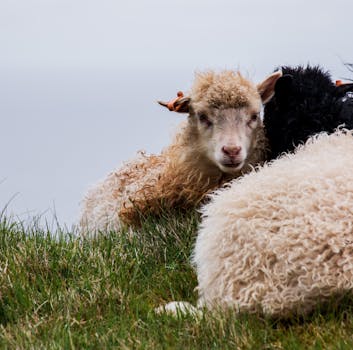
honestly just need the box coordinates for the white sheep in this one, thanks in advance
[160,130,353,318]
[79,70,281,233]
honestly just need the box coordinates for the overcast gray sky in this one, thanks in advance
[1,0,352,228]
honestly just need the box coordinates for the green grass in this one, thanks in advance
[1,212,353,349]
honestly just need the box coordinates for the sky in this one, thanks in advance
[0,0,352,229]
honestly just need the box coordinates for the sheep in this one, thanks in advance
[159,130,353,318]
[79,70,282,233]
[264,65,353,159]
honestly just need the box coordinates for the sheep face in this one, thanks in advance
[159,70,282,175]
[190,103,263,174]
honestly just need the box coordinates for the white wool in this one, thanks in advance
[154,301,202,318]
[192,130,353,317]
[79,153,164,233]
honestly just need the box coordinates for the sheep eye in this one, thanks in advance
[250,114,258,122]
[247,114,258,126]
[199,114,213,127]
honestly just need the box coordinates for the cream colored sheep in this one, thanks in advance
[182,130,353,318]
[79,70,281,234]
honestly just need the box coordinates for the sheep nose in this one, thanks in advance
[222,146,242,157]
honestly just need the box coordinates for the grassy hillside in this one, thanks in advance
[1,212,353,349]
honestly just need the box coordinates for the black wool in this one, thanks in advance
[264,65,353,159]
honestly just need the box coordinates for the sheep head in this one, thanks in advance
[159,70,281,174]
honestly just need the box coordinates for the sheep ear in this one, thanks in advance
[335,82,353,96]
[257,71,283,104]
[158,96,190,114]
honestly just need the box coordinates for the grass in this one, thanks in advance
[1,212,353,349]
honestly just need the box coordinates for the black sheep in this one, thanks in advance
[264,65,353,159]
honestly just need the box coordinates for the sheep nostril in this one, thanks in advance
[222,146,242,157]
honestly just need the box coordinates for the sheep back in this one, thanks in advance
[194,130,353,317]
[79,151,166,233]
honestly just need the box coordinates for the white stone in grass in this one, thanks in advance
[155,301,202,318]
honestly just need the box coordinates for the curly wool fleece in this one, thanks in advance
[193,130,353,317]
